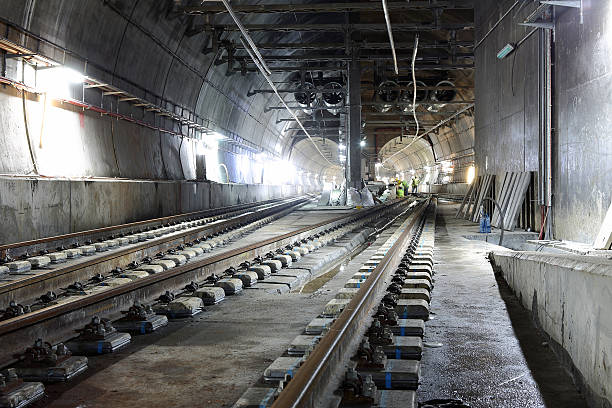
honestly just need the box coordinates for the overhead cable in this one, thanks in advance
[410,34,420,141]
[382,0,399,75]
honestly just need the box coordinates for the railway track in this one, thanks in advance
[0,196,414,372]
[231,198,437,408]
[0,195,310,309]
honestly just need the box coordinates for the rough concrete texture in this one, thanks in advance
[31,208,397,408]
[0,176,313,245]
[475,0,612,243]
[0,2,342,179]
[419,203,587,407]
[490,250,612,408]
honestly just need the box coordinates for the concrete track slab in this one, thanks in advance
[34,208,394,408]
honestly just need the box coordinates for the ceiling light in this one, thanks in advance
[497,43,515,60]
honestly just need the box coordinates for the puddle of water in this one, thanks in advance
[297,240,371,294]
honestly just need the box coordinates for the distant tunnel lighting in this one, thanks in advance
[497,43,515,60]
[467,166,476,184]
[338,143,346,150]
[211,132,227,141]
[360,140,366,147]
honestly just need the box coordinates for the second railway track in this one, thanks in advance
[0,196,415,368]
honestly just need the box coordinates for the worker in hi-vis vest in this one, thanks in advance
[396,179,405,198]
[411,177,419,194]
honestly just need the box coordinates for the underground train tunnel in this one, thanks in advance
[0,1,609,407]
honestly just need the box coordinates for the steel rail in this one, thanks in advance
[271,200,429,408]
[0,196,291,253]
[0,197,310,299]
[0,198,408,338]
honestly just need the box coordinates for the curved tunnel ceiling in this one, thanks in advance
[0,0,475,180]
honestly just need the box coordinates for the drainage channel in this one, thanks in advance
[230,199,437,408]
[0,198,417,408]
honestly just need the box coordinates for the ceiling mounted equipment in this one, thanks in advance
[400,81,428,112]
[322,82,344,116]
[375,80,400,113]
[428,80,456,112]
[293,82,318,114]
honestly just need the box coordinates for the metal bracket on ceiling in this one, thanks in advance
[541,0,583,23]
[540,0,580,8]
[518,22,555,29]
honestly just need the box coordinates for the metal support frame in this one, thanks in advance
[538,27,553,238]
[347,48,362,189]
[186,1,474,14]
[224,41,474,51]
[198,23,474,33]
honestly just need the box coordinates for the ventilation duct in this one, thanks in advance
[400,81,428,112]
[375,80,400,112]
[322,82,344,116]
[293,82,318,114]
[428,80,456,112]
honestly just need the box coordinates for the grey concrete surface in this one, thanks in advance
[0,2,341,180]
[419,203,587,407]
[475,0,612,243]
[29,208,398,408]
[0,176,313,245]
[490,250,612,408]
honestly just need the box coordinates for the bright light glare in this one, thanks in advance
[238,154,250,182]
[467,165,476,184]
[37,66,85,98]
[375,163,382,168]
[338,143,346,150]
[360,140,366,147]
[211,132,227,141]
[263,159,296,185]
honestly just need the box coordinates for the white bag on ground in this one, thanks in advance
[361,188,375,207]
[319,190,331,206]
[346,188,363,207]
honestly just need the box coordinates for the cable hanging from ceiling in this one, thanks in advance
[219,0,338,168]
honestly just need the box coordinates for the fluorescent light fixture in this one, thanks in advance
[338,143,346,150]
[467,165,476,184]
[497,43,515,60]
[37,66,85,98]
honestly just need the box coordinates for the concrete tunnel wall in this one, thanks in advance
[491,251,612,408]
[0,176,308,246]
[475,0,612,244]
[0,1,332,245]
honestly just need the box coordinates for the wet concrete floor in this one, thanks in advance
[419,202,587,407]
